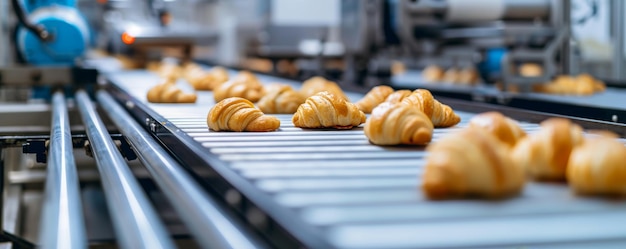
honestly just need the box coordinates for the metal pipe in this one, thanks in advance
[612,0,624,80]
[75,90,175,249]
[96,91,263,249]
[39,91,87,249]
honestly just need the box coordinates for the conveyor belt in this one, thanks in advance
[106,70,626,249]
[392,70,626,124]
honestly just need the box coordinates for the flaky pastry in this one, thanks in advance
[400,89,461,127]
[511,118,584,180]
[292,91,365,129]
[567,137,626,195]
[146,82,197,103]
[207,97,280,132]
[422,127,525,199]
[355,85,394,113]
[213,71,264,103]
[300,76,349,101]
[364,102,433,145]
[256,84,305,114]
[469,112,526,147]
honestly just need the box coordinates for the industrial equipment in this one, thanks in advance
[1,0,626,248]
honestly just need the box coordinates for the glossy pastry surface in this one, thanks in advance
[292,91,365,129]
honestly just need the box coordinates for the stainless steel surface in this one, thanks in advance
[96,91,263,249]
[75,90,175,249]
[611,0,624,80]
[39,92,87,249]
[108,69,626,249]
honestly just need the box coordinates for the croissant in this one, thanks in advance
[256,84,305,114]
[457,68,479,85]
[157,62,181,82]
[567,137,626,195]
[300,76,349,101]
[213,71,264,103]
[207,97,280,132]
[468,112,526,147]
[511,118,584,180]
[400,89,461,128]
[519,63,543,77]
[183,64,229,90]
[355,85,394,113]
[422,127,525,199]
[292,91,366,129]
[146,82,197,103]
[422,65,444,82]
[442,68,460,83]
[383,90,412,104]
[534,75,603,96]
[364,102,433,145]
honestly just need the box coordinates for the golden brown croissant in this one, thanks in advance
[292,91,366,129]
[534,74,604,96]
[256,84,305,114]
[157,62,181,82]
[383,90,412,104]
[207,97,280,132]
[146,82,197,103]
[422,65,444,82]
[422,127,525,199]
[567,137,626,195]
[400,89,461,128]
[355,85,394,113]
[364,102,433,145]
[519,63,543,77]
[442,68,460,83]
[213,71,264,103]
[511,118,584,180]
[183,64,229,90]
[457,67,479,85]
[468,112,526,147]
[300,76,349,101]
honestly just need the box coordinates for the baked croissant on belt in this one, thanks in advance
[292,91,366,129]
[207,97,280,132]
[364,102,433,145]
[422,65,444,83]
[146,82,197,103]
[511,118,584,180]
[383,90,412,104]
[355,85,394,113]
[256,84,305,114]
[400,89,461,128]
[183,64,229,90]
[213,71,264,103]
[567,137,626,195]
[469,112,526,147]
[300,76,349,101]
[422,127,525,199]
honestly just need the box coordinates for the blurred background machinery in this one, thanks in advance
[0,0,625,249]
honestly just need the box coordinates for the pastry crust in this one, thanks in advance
[511,118,584,180]
[364,102,433,145]
[400,89,461,128]
[534,74,605,95]
[355,85,395,113]
[457,67,479,85]
[157,62,181,82]
[213,71,264,103]
[256,84,305,114]
[384,90,412,104]
[422,127,525,199]
[469,112,526,147]
[567,137,626,195]
[519,63,543,77]
[207,97,280,132]
[183,64,229,90]
[292,91,366,129]
[146,82,197,103]
[422,65,444,82]
[300,76,349,101]
[442,68,460,83]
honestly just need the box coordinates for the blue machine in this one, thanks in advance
[16,0,90,65]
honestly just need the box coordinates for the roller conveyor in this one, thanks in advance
[105,69,626,249]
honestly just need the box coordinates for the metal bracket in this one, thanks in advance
[18,134,137,163]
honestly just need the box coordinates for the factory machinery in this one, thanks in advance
[1,0,626,249]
